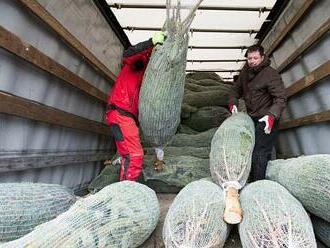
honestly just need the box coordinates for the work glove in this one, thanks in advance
[258,115,274,134]
[154,159,165,172]
[229,104,238,114]
[103,155,121,166]
[152,31,166,45]
[154,147,165,172]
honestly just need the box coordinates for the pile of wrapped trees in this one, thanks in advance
[1,181,159,248]
[266,154,330,247]
[2,118,329,248]
[161,113,330,247]
[90,1,238,194]
[181,72,235,131]
[89,72,235,194]
[162,154,329,247]
[140,72,243,192]
[87,66,329,247]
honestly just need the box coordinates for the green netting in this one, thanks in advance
[311,215,330,247]
[185,72,222,82]
[184,82,237,93]
[88,164,120,193]
[143,155,210,192]
[239,180,317,248]
[168,127,217,147]
[88,154,211,193]
[210,113,255,189]
[177,124,199,134]
[266,154,330,222]
[0,183,76,242]
[144,146,210,159]
[139,0,203,148]
[183,89,237,109]
[182,106,230,132]
[163,180,229,247]
[1,181,159,248]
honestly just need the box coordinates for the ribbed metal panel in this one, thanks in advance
[0,0,123,190]
[269,0,330,157]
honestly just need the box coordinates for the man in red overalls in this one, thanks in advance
[105,32,166,181]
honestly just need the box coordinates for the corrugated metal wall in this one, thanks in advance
[0,0,123,191]
[263,0,330,158]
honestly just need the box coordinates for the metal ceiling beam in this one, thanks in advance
[109,4,271,12]
[186,70,241,72]
[188,46,248,50]
[123,26,258,34]
[187,59,246,63]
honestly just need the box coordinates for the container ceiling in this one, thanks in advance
[106,0,277,81]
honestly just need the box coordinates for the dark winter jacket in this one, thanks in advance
[233,56,287,119]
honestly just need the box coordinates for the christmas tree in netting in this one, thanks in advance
[239,180,316,248]
[209,112,255,224]
[2,181,159,248]
[266,154,330,222]
[139,0,203,148]
[163,180,229,248]
[0,183,76,242]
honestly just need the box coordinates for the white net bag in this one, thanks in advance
[209,112,255,224]
[0,183,76,242]
[210,112,255,188]
[239,180,316,248]
[139,0,203,148]
[163,180,229,248]
[1,181,159,248]
[266,154,330,222]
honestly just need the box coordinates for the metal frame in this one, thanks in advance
[187,59,246,63]
[186,69,241,73]
[188,46,248,50]
[123,26,258,34]
[108,3,271,12]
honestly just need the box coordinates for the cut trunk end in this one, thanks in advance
[223,187,243,224]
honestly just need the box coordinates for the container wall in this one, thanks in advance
[262,0,330,158]
[0,0,123,191]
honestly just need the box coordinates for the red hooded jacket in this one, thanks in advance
[106,39,153,123]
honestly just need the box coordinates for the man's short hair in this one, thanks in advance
[245,44,265,57]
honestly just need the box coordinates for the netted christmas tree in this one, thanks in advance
[239,180,316,248]
[1,181,159,248]
[163,180,229,248]
[311,215,330,247]
[0,183,76,242]
[266,154,330,222]
[139,0,203,149]
[209,112,255,224]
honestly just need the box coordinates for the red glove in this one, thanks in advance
[229,104,238,114]
[258,115,274,134]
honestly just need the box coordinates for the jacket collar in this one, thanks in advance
[245,55,271,81]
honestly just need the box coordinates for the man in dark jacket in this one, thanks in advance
[229,44,287,181]
[105,32,166,181]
